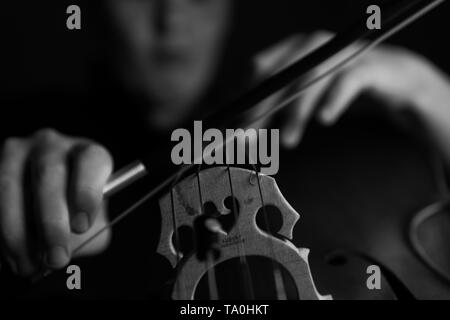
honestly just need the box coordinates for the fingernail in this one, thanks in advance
[45,246,69,268]
[72,212,90,233]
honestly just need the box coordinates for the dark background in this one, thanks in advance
[1,0,449,96]
[1,1,450,300]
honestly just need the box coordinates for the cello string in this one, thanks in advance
[251,165,287,300]
[226,165,255,299]
[170,169,186,298]
[205,252,219,300]
[195,165,219,300]
[33,0,444,283]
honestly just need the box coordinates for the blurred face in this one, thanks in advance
[109,0,232,129]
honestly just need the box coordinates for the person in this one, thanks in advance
[1,0,449,288]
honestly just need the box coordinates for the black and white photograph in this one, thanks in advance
[0,0,450,307]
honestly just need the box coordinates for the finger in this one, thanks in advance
[0,138,36,276]
[69,205,111,257]
[319,67,368,125]
[254,32,333,79]
[32,129,71,269]
[254,35,308,77]
[69,143,113,234]
[281,75,333,148]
